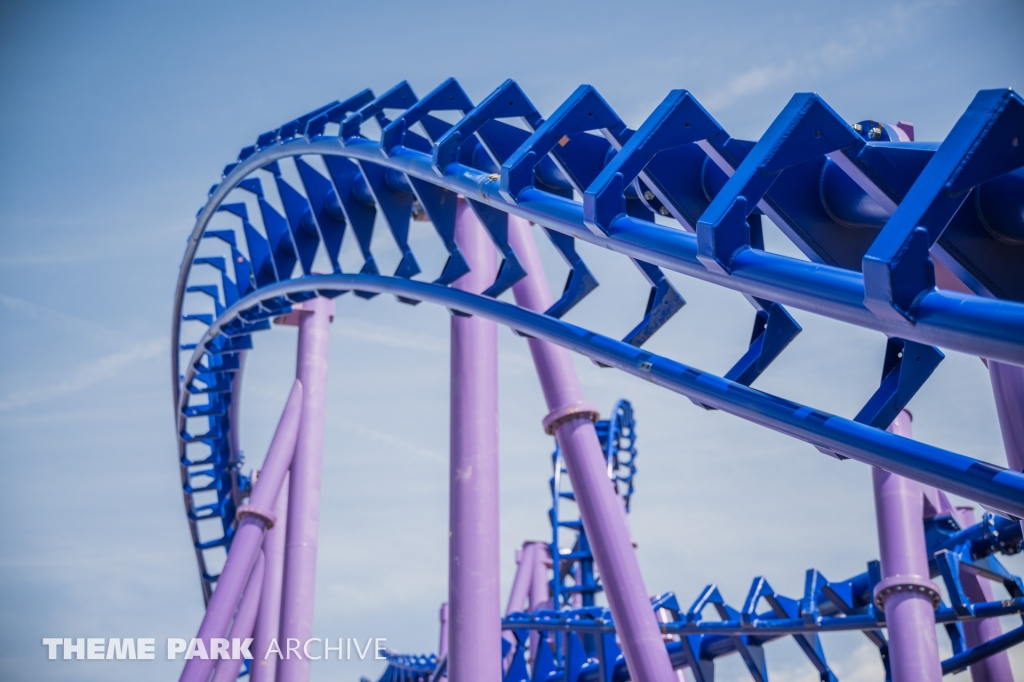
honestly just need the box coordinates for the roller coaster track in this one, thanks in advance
[375,405,1024,681]
[173,78,1024,677]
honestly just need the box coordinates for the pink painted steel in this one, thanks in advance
[279,297,333,682]
[212,552,266,682]
[507,216,677,682]
[873,411,941,682]
[180,381,303,682]
[251,473,290,682]
[448,199,502,682]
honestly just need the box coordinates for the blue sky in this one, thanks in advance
[1,1,1022,680]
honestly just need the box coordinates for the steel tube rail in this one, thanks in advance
[171,138,1024,416]
[501,597,1024,636]
[180,380,303,682]
[179,274,1024,519]
[943,625,1024,676]
[447,201,502,682]
[279,299,332,682]
[508,216,677,681]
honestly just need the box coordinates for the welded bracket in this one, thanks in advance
[863,89,1024,322]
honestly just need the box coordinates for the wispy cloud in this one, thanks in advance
[0,339,165,411]
[335,321,447,354]
[0,251,120,265]
[703,0,948,111]
[334,417,446,465]
[0,292,129,343]
[703,61,799,111]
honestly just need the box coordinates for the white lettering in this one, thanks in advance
[167,638,187,659]
[375,638,387,660]
[324,638,342,660]
[106,639,136,660]
[352,638,372,660]
[303,638,321,660]
[64,638,84,660]
[87,638,104,660]
[285,638,302,660]
[264,638,282,660]
[232,638,253,660]
[138,638,155,660]
[185,638,209,660]
[42,638,61,660]
[209,638,229,660]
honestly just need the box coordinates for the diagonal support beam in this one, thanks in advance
[507,215,677,682]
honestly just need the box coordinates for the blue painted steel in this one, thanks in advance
[179,274,1024,518]
[363,652,440,682]
[173,80,1024,616]
[549,400,639,616]
[495,508,1023,681]
[346,504,1024,682]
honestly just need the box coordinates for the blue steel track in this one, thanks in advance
[173,79,1024,667]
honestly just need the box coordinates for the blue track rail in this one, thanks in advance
[173,79,1024,611]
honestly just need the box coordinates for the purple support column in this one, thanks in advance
[212,552,266,682]
[528,543,550,611]
[528,542,550,663]
[958,506,1015,682]
[990,361,1024,533]
[872,411,942,682]
[448,199,502,682]
[251,473,289,682]
[507,216,677,682]
[180,381,304,682]
[279,297,334,682]
[505,543,537,615]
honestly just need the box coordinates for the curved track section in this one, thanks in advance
[174,79,1024,602]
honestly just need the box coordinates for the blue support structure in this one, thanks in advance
[173,79,1024,673]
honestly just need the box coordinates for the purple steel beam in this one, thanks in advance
[505,541,550,665]
[180,380,304,682]
[529,542,550,611]
[448,199,502,682]
[528,542,550,663]
[211,551,266,682]
[278,297,334,682]
[921,487,1013,681]
[958,506,1015,682]
[506,543,538,615]
[507,216,677,682]
[990,360,1024,534]
[872,410,942,682]
[251,472,290,682]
